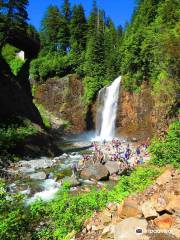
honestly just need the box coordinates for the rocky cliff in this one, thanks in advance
[34,74,87,133]
[116,82,178,140]
[33,74,178,138]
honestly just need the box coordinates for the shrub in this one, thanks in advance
[0,119,38,156]
[0,181,31,239]
[149,121,180,168]
[30,53,72,81]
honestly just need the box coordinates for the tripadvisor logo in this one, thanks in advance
[135,227,143,235]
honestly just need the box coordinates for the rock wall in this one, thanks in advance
[116,82,177,139]
[34,74,87,133]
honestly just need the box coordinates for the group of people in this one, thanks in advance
[71,138,150,176]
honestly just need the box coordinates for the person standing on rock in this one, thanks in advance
[136,147,141,156]
[71,161,78,177]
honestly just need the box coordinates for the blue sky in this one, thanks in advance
[28,0,135,30]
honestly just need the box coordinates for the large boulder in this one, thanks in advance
[81,163,109,181]
[141,201,159,219]
[62,176,81,187]
[19,157,54,171]
[105,161,120,175]
[114,217,148,240]
[154,214,176,229]
[118,197,142,219]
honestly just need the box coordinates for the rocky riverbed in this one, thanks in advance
[4,136,150,204]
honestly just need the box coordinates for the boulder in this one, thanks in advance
[97,209,112,224]
[81,163,109,181]
[19,157,54,171]
[166,195,180,214]
[105,161,119,175]
[118,197,142,219]
[154,214,176,229]
[156,169,173,185]
[150,194,167,212]
[141,201,158,219]
[62,176,81,187]
[114,217,148,240]
[29,172,46,180]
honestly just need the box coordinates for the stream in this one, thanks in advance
[6,131,97,203]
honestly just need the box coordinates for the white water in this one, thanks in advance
[96,76,121,141]
[26,179,60,204]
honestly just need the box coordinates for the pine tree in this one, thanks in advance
[40,6,61,52]
[70,4,87,49]
[60,0,71,52]
[62,0,71,22]
[104,18,120,83]
[0,0,29,48]
[87,0,98,36]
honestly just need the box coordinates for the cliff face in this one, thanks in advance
[116,82,177,139]
[34,74,87,133]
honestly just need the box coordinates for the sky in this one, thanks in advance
[27,0,135,30]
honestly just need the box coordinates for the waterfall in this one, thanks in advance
[96,76,121,141]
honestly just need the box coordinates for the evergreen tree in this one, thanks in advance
[87,0,98,36]
[0,0,29,48]
[70,4,87,49]
[62,0,71,22]
[40,6,61,52]
[104,18,120,83]
[61,0,71,51]
[69,4,87,73]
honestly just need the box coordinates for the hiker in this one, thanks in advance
[71,161,78,177]
[136,147,141,156]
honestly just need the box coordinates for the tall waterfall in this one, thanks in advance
[96,76,121,141]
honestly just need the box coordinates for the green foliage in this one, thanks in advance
[83,76,102,104]
[1,44,24,75]
[40,3,70,54]
[120,0,180,92]
[107,165,160,202]
[30,53,71,81]
[0,180,31,240]
[0,119,38,156]
[149,121,180,168]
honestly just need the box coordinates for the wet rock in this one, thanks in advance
[154,214,176,229]
[105,161,120,175]
[141,201,159,219]
[53,153,68,161]
[19,157,54,171]
[29,171,46,180]
[81,163,109,181]
[114,217,148,240]
[62,176,81,187]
